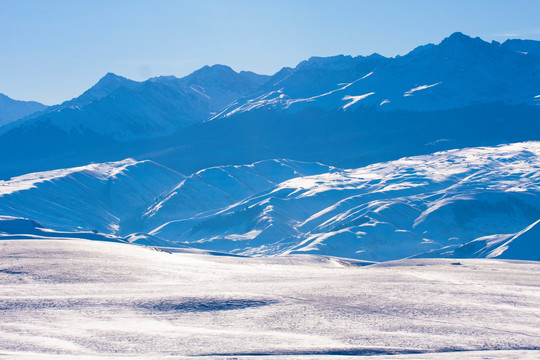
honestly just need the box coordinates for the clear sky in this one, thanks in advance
[1,0,539,105]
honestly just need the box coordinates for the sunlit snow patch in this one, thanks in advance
[342,92,375,110]
[217,72,375,117]
[0,159,139,195]
[404,82,442,97]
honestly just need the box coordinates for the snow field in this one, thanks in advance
[0,239,539,359]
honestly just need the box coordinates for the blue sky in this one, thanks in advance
[1,0,539,105]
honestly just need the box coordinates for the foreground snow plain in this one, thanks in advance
[1,239,539,359]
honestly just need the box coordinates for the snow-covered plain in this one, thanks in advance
[0,239,539,359]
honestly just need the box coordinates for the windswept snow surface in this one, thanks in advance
[0,239,539,359]
[416,218,540,261]
[153,142,540,261]
[0,158,331,236]
[0,159,183,234]
[142,159,334,231]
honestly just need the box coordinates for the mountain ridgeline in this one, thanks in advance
[0,93,47,127]
[0,32,539,180]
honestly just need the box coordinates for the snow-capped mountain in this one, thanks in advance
[60,72,140,107]
[215,33,540,117]
[151,142,540,261]
[0,93,47,127]
[0,33,538,264]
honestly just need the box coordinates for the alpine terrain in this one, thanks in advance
[1,31,539,359]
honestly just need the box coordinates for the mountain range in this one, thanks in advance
[0,32,539,262]
[1,32,539,179]
[216,32,540,116]
[1,65,268,141]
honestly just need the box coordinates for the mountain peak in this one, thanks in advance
[179,65,240,86]
[431,32,501,59]
[96,72,130,85]
[446,31,469,40]
[59,72,137,107]
[296,55,356,70]
[191,64,237,78]
[439,32,487,47]
[180,64,269,94]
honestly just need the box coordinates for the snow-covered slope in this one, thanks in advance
[1,142,537,262]
[142,159,334,231]
[0,93,47,127]
[0,143,538,262]
[0,215,190,248]
[488,219,540,260]
[0,158,332,236]
[0,159,183,234]
[215,33,540,118]
[0,216,126,243]
[152,142,540,261]
[417,218,540,261]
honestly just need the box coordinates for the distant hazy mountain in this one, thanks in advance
[61,72,140,107]
[1,65,268,142]
[500,38,540,57]
[0,93,47,127]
